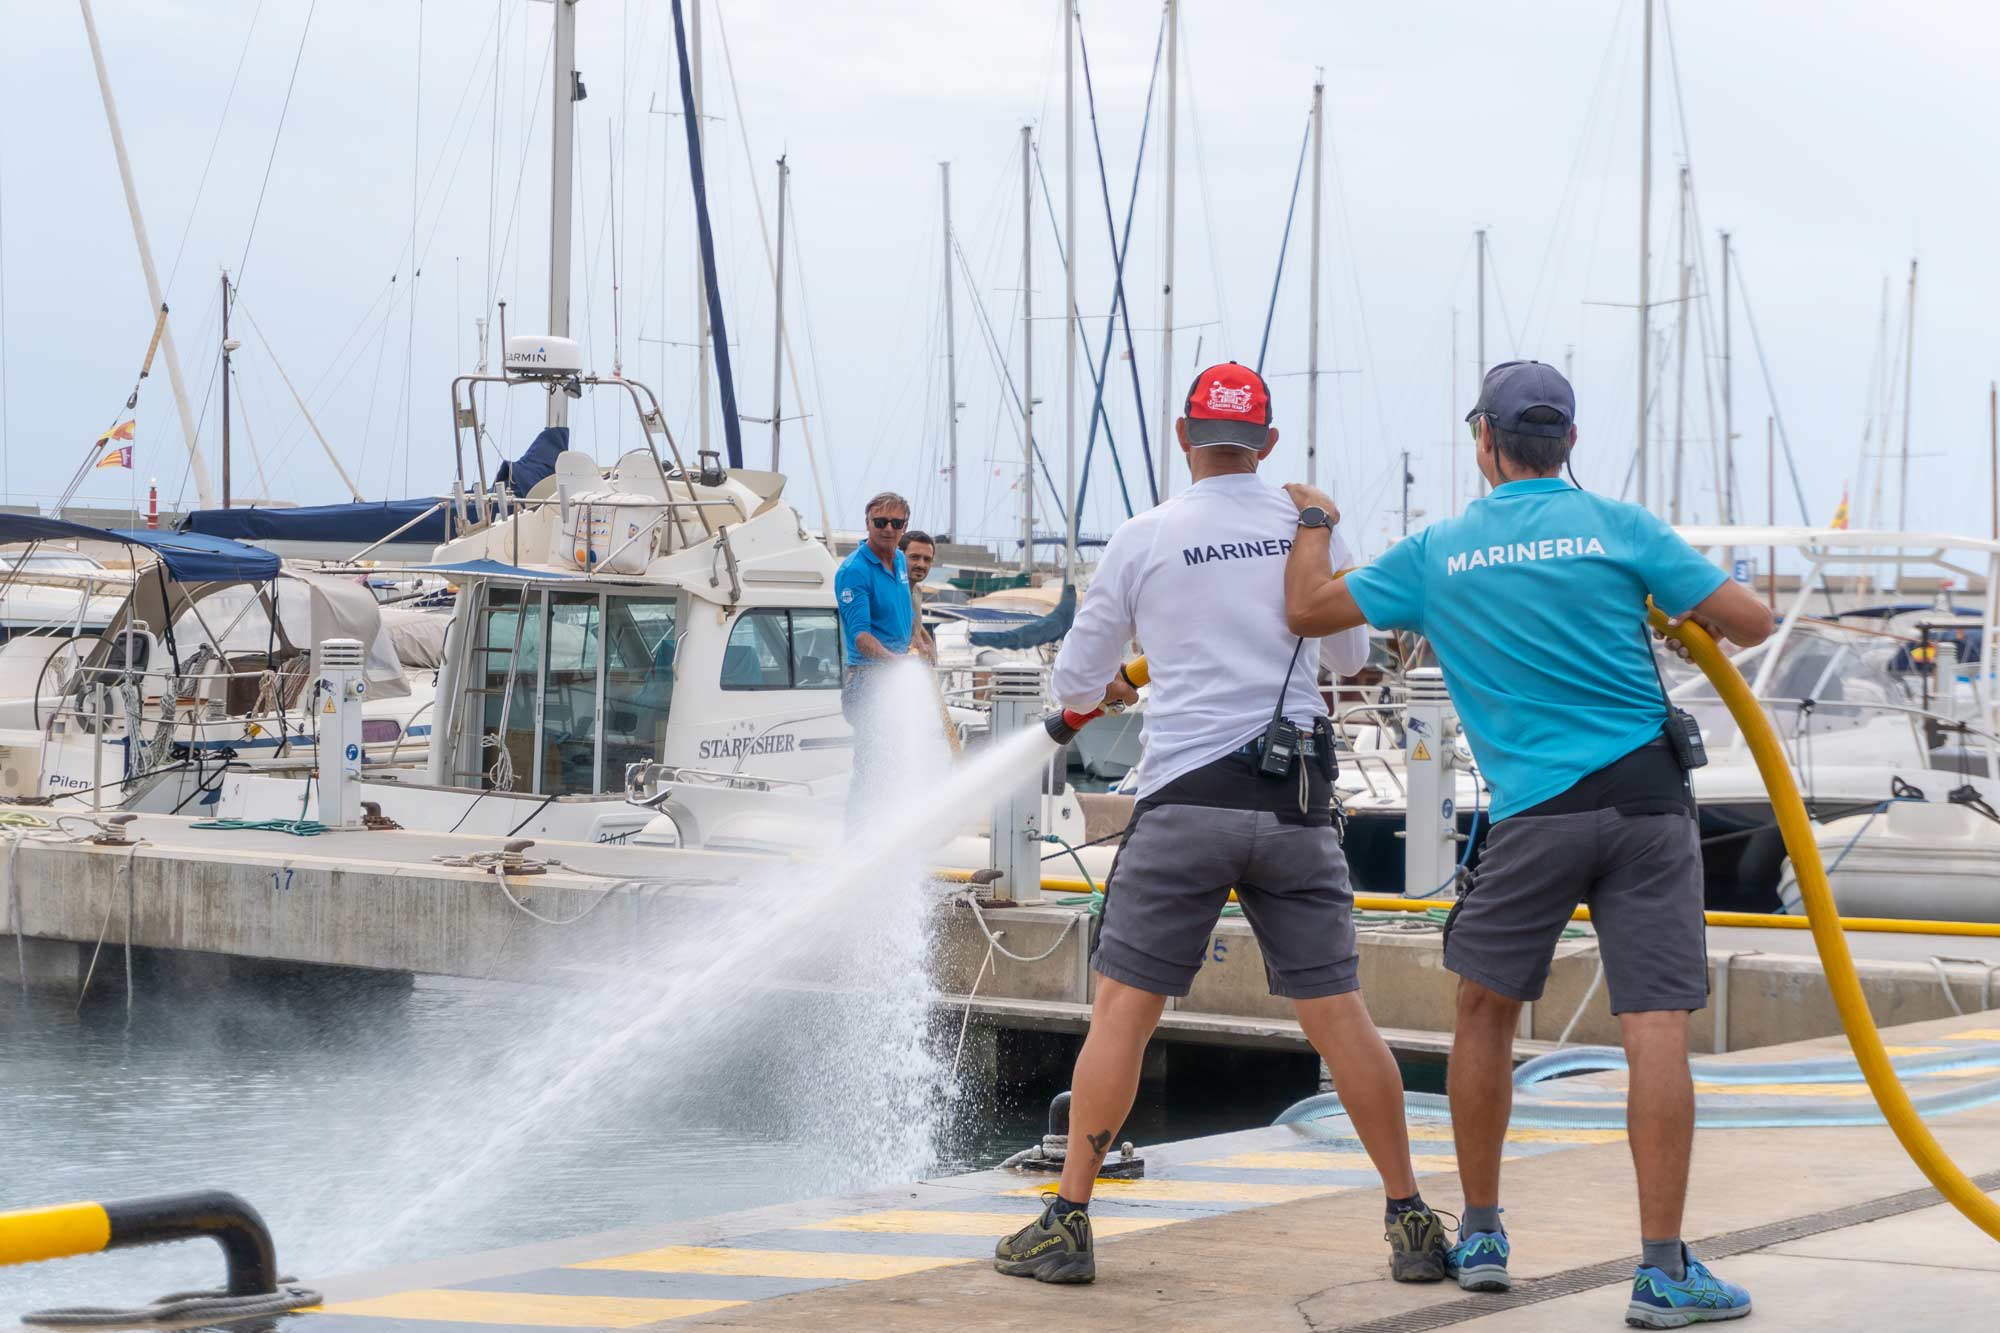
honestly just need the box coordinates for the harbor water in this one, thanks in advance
[0,663,1324,1312]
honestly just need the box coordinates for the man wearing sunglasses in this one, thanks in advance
[835,492,919,813]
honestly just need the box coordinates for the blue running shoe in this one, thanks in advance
[1625,1246,1751,1328]
[1446,1228,1511,1292]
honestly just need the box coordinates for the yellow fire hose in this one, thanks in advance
[1654,607,2000,1240]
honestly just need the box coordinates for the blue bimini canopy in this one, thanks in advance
[184,497,451,546]
[0,513,280,583]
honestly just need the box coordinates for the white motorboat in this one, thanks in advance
[1783,798,2000,924]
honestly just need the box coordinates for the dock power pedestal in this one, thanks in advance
[986,664,1047,904]
[1402,666,1463,898]
[316,638,368,829]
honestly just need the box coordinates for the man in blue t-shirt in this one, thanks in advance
[1282,361,1773,1327]
[834,491,918,817]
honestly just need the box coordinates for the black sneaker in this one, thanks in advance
[1385,1204,1451,1283]
[994,1194,1096,1284]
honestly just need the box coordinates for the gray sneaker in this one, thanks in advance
[994,1195,1096,1284]
[1385,1205,1451,1282]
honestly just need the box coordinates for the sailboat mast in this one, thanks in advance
[1476,227,1487,494]
[1475,228,1486,381]
[1306,77,1324,490]
[941,161,960,541]
[1721,230,1733,523]
[1062,0,1078,582]
[1897,257,1918,531]
[1449,307,1458,516]
[1636,0,1653,507]
[693,0,712,457]
[1021,124,1035,577]
[769,155,788,471]
[221,270,233,507]
[1155,0,1178,501]
[547,0,578,429]
[1670,166,1690,524]
[77,0,214,506]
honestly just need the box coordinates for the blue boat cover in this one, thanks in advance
[0,513,278,583]
[969,583,1077,649]
[494,426,569,496]
[184,497,450,545]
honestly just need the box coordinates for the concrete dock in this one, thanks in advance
[147,1010,1992,1332]
[6,813,2000,1064]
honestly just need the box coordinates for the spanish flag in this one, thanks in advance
[96,445,133,470]
[1830,487,1850,531]
[95,420,135,447]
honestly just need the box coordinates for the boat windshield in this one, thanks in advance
[1661,622,1928,759]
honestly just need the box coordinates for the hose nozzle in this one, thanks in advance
[1040,656,1148,744]
[1043,708,1100,744]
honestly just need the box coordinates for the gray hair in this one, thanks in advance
[864,491,910,517]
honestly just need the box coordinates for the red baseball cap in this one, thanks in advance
[1182,361,1273,446]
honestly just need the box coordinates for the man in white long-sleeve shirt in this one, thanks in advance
[995,363,1448,1287]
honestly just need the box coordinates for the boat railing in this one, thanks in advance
[38,656,427,789]
[624,760,815,808]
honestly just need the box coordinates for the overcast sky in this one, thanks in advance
[6,1,1998,560]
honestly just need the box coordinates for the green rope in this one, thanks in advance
[1040,834,1098,894]
[188,817,331,837]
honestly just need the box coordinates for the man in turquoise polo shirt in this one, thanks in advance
[835,491,917,818]
[1281,361,1773,1328]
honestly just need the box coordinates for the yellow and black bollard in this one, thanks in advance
[0,1189,312,1326]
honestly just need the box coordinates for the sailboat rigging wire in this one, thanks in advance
[234,298,365,500]
[1729,257,1814,525]
[1178,13,1233,352]
[950,232,1068,524]
[712,1,833,534]
[165,0,265,298]
[233,0,318,291]
[668,0,746,471]
[402,0,423,497]
[1517,0,1632,347]
[1255,110,1313,375]
[1075,8,1166,507]
[1030,144,1134,519]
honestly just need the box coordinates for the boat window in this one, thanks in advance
[601,594,678,791]
[722,610,792,689]
[721,609,840,691]
[476,586,543,792]
[790,610,842,689]
[541,591,601,795]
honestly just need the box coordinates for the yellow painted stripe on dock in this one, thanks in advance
[1883,1045,1949,1056]
[313,1289,742,1326]
[1005,1179,1329,1204]
[1404,1122,1626,1145]
[574,1246,964,1280]
[1946,1029,2000,1041]
[1192,1151,1465,1173]
[1693,1081,1874,1098]
[803,1210,1169,1237]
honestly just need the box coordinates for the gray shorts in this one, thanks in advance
[1093,803,1360,1000]
[1444,808,1709,1014]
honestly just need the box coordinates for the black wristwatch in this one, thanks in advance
[1297,505,1332,530]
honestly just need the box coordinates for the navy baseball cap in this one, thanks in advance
[1465,360,1575,438]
